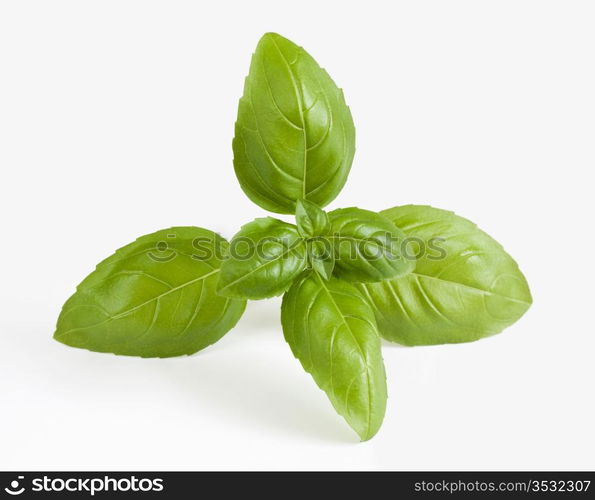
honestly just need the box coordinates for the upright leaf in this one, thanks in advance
[295,198,330,238]
[311,254,335,280]
[54,227,246,357]
[308,237,335,280]
[281,272,387,441]
[358,205,532,345]
[217,217,307,299]
[233,32,356,214]
[328,207,415,282]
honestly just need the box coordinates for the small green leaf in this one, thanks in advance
[281,272,387,441]
[54,227,246,358]
[311,257,334,280]
[217,217,307,299]
[328,207,415,282]
[233,32,356,214]
[358,205,532,345]
[295,199,330,238]
[307,237,335,280]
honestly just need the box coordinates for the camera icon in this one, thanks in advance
[4,476,25,495]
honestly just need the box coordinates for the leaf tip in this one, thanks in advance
[259,32,287,44]
[355,418,383,442]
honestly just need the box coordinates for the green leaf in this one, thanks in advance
[54,227,246,358]
[327,207,415,282]
[295,199,330,238]
[358,205,532,345]
[307,237,335,280]
[217,217,308,299]
[311,256,335,280]
[281,272,387,441]
[233,32,356,214]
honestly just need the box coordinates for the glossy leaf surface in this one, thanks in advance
[218,217,307,299]
[306,237,334,280]
[328,207,415,282]
[295,198,330,238]
[281,272,387,440]
[55,227,246,357]
[358,205,532,345]
[233,32,355,214]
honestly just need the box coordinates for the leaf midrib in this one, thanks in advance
[111,268,220,319]
[411,272,531,305]
[219,242,305,293]
[314,273,373,439]
[56,268,220,338]
[270,36,308,199]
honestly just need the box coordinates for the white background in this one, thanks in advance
[1,1,594,471]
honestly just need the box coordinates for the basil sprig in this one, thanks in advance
[54,33,531,441]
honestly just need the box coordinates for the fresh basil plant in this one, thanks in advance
[55,32,532,441]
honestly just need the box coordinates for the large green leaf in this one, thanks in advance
[54,227,246,357]
[233,32,356,214]
[217,217,307,299]
[358,205,532,345]
[281,272,387,441]
[328,207,415,282]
